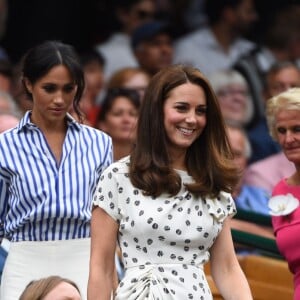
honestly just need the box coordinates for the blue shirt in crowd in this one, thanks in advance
[235,184,270,216]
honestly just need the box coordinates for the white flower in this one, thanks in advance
[268,193,299,216]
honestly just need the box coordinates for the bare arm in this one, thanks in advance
[230,218,275,239]
[87,206,119,300]
[210,219,253,300]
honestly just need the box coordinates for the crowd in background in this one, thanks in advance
[1,0,300,299]
[1,0,299,193]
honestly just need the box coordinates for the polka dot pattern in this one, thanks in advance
[94,157,236,299]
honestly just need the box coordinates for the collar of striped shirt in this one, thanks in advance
[16,111,81,133]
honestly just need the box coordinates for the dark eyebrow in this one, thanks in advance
[174,101,206,106]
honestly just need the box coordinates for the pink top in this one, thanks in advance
[272,179,300,299]
[244,152,295,194]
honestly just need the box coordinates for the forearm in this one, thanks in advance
[88,271,114,300]
[213,263,252,300]
[210,220,253,300]
[88,207,119,300]
[230,219,274,239]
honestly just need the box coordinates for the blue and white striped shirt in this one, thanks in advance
[0,112,113,241]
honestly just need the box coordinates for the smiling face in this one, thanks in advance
[275,109,300,165]
[43,282,81,300]
[163,83,207,159]
[25,65,77,127]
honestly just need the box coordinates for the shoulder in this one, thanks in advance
[174,28,207,47]
[205,191,236,222]
[103,156,130,175]
[80,125,112,142]
[246,154,277,171]
[247,152,295,173]
[0,126,20,146]
[235,37,256,51]
[95,33,128,52]
[244,184,269,195]
[243,184,270,202]
[272,179,289,195]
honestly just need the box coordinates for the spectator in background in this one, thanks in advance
[174,0,257,76]
[131,20,173,77]
[243,62,299,194]
[182,0,207,31]
[80,49,105,103]
[208,69,254,129]
[227,125,270,215]
[0,58,12,93]
[244,151,295,195]
[19,276,81,300]
[266,88,300,300]
[234,5,300,127]
[96,88,140,162]
[107,67,150,102]
[0,90,21,117]
[10,62,32,115]
[226,124,274,241]
[264,61,300,98]
[0,113,19,132]
[0,0,8,60]
[95,0,156,81]
[76,49,106,126]
[247,61,300,163]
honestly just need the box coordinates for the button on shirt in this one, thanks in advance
[0,112,113,241]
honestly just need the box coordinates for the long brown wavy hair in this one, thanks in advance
[129,64,239,198]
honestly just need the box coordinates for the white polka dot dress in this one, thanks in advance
[93,157,236,300]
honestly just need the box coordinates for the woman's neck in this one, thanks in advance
[113,141,134,162]
[168,149,187,171]
[30,112,67,133]
[287,171,300,186]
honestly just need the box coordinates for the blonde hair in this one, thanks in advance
[266,87,300,141]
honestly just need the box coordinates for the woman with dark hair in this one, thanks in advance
[19,276,81,300]
[97,88,140,161]
[0,40,113,299]
[88,64,252,299]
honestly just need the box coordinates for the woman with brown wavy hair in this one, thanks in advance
[88,64,252,300]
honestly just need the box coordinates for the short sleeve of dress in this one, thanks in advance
[93,165,121,223]
[206,191,237,223]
